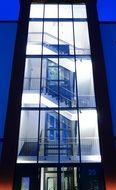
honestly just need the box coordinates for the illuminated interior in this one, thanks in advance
[16,3,101,189]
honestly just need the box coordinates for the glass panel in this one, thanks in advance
[74,22,90,55]
[45,5,58,18]
[40,58,58,108]
[59,110,79,163]
[21,177,30,190]
[59,58,77,108]
[79,109,101,163]
[73,4,87,18]
[40,168,57,190]
[59,5,72,18]
[26,22,43,55]
[22,58,41,108]
[43,22,58,55]
[76,58,96,107]
[61,167,78,190]
[59,22,74,55]
[17,110,39,163]
[30,4,44,18]
[38,110,58,163]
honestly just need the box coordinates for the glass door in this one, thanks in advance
[40,167,78,190]
[40,168,57,190]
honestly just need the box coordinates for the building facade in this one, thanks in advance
[0,1,116,190]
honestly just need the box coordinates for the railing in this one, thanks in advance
[23,78,76,106]
[28,32,90,54]
[18,137,100,157]
[80,137,100,155]
[23,77,96,107]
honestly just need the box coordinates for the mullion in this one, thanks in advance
[72,4,81,164]
[37,3,45,163]
[58,3,60,164]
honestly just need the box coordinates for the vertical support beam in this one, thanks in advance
[86,1,116,189]
[0,1,30,189]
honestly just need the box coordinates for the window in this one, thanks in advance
[17,3,101,164]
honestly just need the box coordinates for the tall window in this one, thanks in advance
[17,3,101,164]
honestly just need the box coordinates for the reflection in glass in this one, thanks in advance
[21,177,30,190]
[79,109,101,163]
[61,167,78,190]
[17,110,39,163]
[22,58,41,107]
[26,22,43,55]
[76,58,96,107]
[59,110,79,162]
[38,110,58,163]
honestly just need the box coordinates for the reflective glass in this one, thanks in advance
[18,3,101,166]
[74,22,90,54]
[40,58,58,108]
[38,110,58,163]
[59,22,74,55]
[59,110,79,162]
[59,5,72,18]
[26,22,43,55]
[79,109,101,163]
[73,4,87,18]
[61,167,78,190]
[21,177,30,190]
[40,168,57,190]
[59,58,77,108]
[30,4,44,18]
[43,22,58,55]
[76,58,96,107]
[45,5,58,18]
[22,58,41,108]
[17,110,39,163]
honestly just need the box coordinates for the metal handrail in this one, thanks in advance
[28,32,90,52]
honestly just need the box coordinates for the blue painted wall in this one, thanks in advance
[0,1,20,139]
[0,1,19,20]
[100,24,116,136]
[97,0,116,21]
[0,23,17,138]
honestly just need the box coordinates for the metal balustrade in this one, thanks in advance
[17,137,100,163]
[23,77,95,107]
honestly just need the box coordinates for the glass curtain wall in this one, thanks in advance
[17,3,101,165]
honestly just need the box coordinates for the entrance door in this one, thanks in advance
[40,168,57,190]
[45,173,57,190]
[40,167,78,190]
[61,167,77,190]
